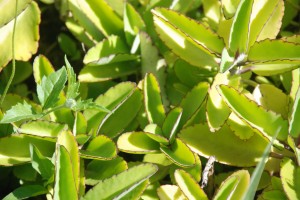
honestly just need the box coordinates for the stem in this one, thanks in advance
[41,105,66,118]
[0,0,18,104]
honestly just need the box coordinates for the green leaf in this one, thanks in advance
[174,169,208,200]
[3,185,47,200]
[160,138,196,167]
[214,170,250,200]
[97,88,142,138]
[29,144,54,180]
[0,134,55,166]
[33,55,55,84]
[227,113,255,140]
[83,35,129,64]
[37,67,67,109]
[287,136,300,166]
[217,85,288,141]
[152,8,220,69]
[179,124,269,167]
[65,56,80,99]
[19,121,66,137]
[280,158,300,200]
[83,163,158,200]
[0,101,41,124]
[80,135,117,160]
[58,33,80,59]
[0,1,40,68]
[53,145,78,200]
[144,73,166,126]
[124,3,145,45]
[162,107,182,142]
[221,0,240,19]
[67,98,109,113]
[117,132,161,154]
[79,54,139,82]
[206,72,240,131]
[157,185,186,200]
[289,87,300,138]
[228,0,254,54]
[85,157,127,185]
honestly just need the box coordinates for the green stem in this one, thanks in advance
[0,0,18,104]
[41,105,66,118]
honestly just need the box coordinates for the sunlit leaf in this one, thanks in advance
[3,185,47,200]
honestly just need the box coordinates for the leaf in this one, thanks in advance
[79,54,139,82]
[179,124,269,167]
[117,132,161,154]
[0,101,41,124]
[226,113,255,140]
[68,98,109,113]
[83,35,129,64]
[0,1,40,68]
[85,157,127,185]
[19,121,66,137]
[221,0,240,19]
[174,169,208,200]
[65,56,80,99]
[228,0,254,54]
[144,73,166,126]
[157,185,187,200]
[280,158,300,200]
[97,88,142,138]
[80,135,117,160]
[162,107,182,142]
[3,185,47,200]
[152,8,220,69]
[83,164,158,200]
[29,144,54,180]
[160,138,196,167]
[287,136,300,166]
[289,87,300,138]
[53,145,78,200]
[213,170,250,200]
[0,134,55,166]
[37,67,67,109]
[217,85,288,141]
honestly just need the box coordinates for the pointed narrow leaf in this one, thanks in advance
[65,56,80,99]
[162,107,182,142]
[229,0,254,54]
[280,158,300,200]
[144,73,166,126]
[80,135,117,160]
[218,85,288,140]
[160,138,195,167]
[83,164,158,200]
[289,87,300,137]
[174,169,208,200]
[152,9,219,68]
[214,170,250,200]
[53,145,78,199]
[179,124,269,166]
[117,132,160,154]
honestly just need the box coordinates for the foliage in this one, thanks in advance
[0,0,300,199]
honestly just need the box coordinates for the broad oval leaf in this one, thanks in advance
[83,163,158,200]
[80,135,117,160]
[226,113,255,140]
[0,134,55,166]
[117,132,160,154]
[217,85,288,141]
[144,73,166,126]
[3,185,47,200]
[19,121,66,138]
[152,8,219,68]
[160,138,196,167]
[33,55,55,84]
[53,145,78,200]
[157,185,187,200]
[174,169,208,200]
[213,170,250,200]
[0,1,40,68]
[280,158,300,200]
[179,124,269,167]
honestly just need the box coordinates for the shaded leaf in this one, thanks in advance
[3,185,47,200]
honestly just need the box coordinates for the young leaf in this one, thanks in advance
[3,185,47,200]
[0,101,42,124]
[83,164,158,200]
[228,0,254,54]
[29,144,54,180]
[217,85,288,141]
[65,56,80,99]
[37,67,67,109]
[53,145,78,200]
[214,170,250,200]
[280,158,300,200]
[144,73,166,126]
[174,169,208,200]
